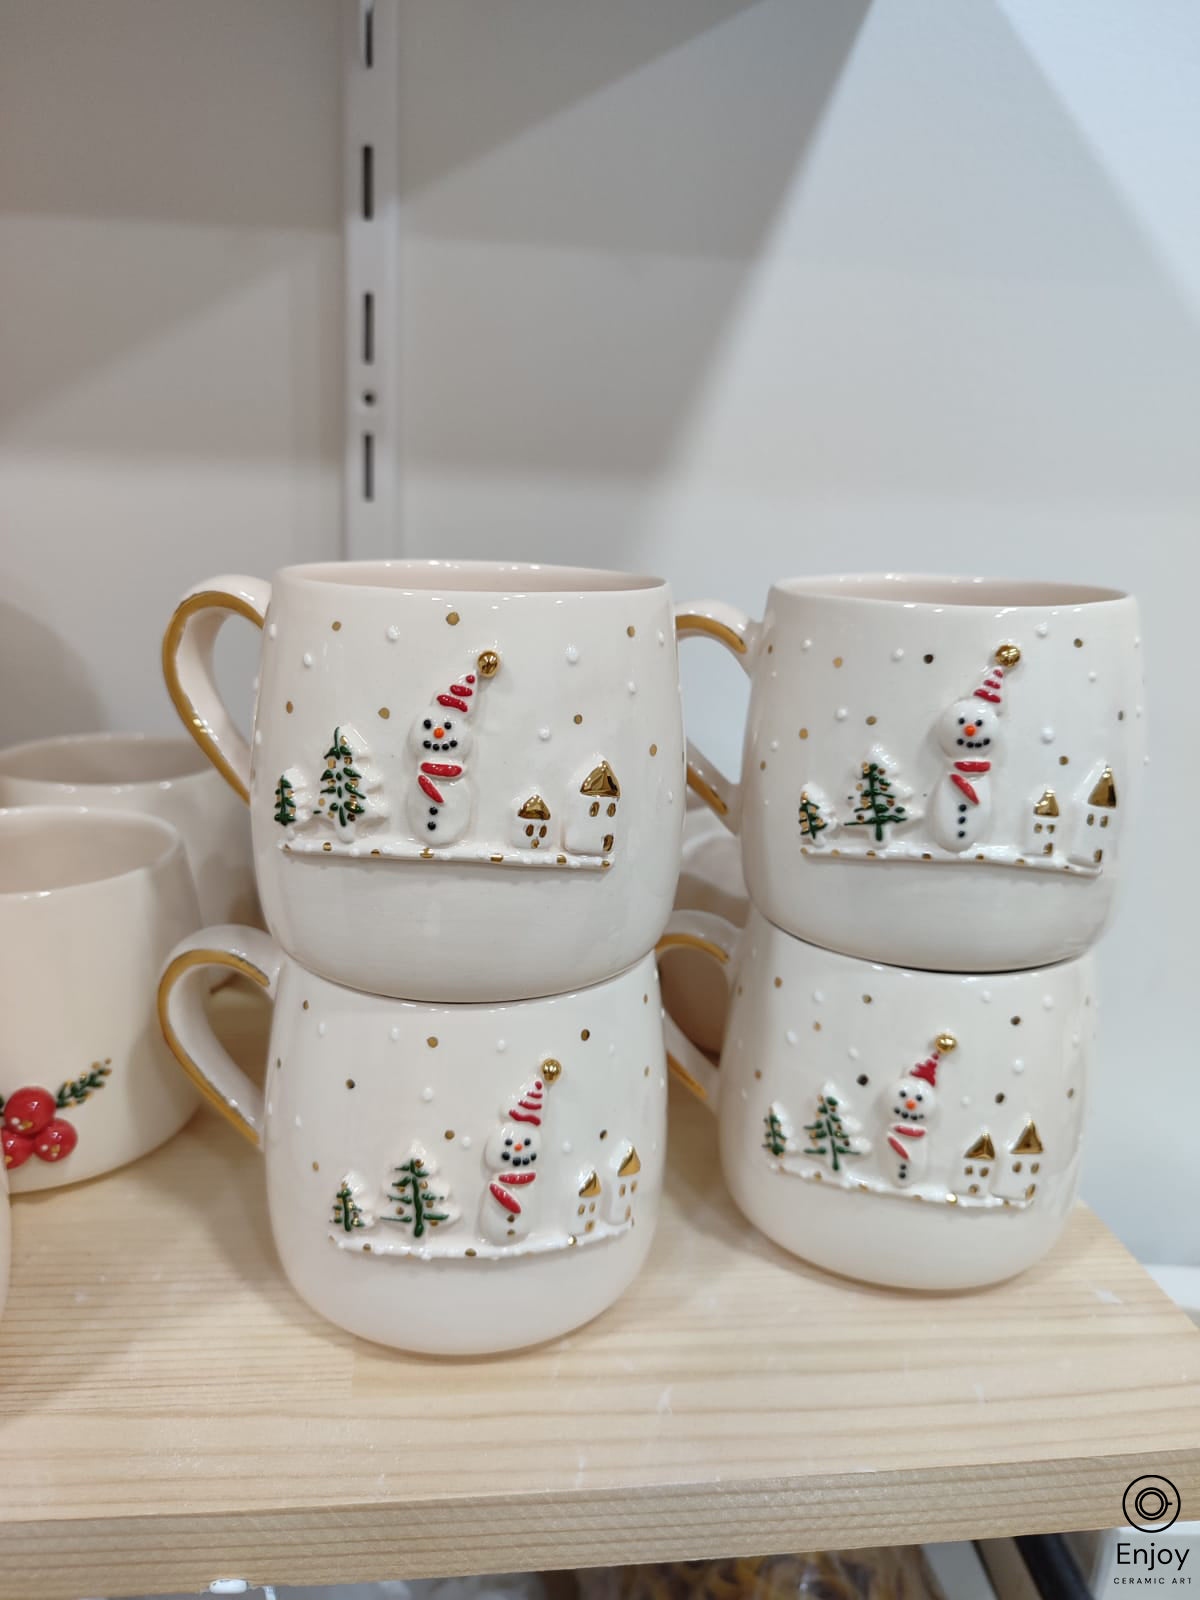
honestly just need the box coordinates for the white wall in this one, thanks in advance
[1,0,1195,1261]
[394,0,1199,1263]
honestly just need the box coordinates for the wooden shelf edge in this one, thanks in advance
[8,1448,1198,1600]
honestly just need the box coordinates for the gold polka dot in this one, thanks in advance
[627,625,636,637]
[866,715,877,726]
[427,1036,438,1048]
[774,976,782,988]
[833,656,843,668]
[581,1028,590,1041]
[286,700,294,714]
[812,1021,821,1032]
[446,610,460,626]
[766,643,774,654]
[444,1129,455,1141]
[1074,637,1083,648]
[643,993,648,1004]
[759,760,766,770]
[302,1001,309,1010]
[649,743,658,756]
[644,1065,650,1076]
[312,1160,319,1171]
[799,728,809,740]
[378,706,390,719]
[322,841,332,852]
[574,713,583,725]
[754,1068,762,1079]
[1059,755,1069,766]
[1011,1015,1021,1026]
[346,1078,355,1089]
[332,620,342,631]
[862,994,873,1005]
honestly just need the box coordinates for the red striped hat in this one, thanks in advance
[437,671,477,715]
[507,1079,545,1125]
[974,664,1005,705]
[911,1049,942,1089]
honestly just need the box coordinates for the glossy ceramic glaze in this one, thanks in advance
[164,561,686,1002]
[0,733,256,927]
[659,905,1095,1290]
[0,808,200,1192]
[158,927,667,1353]
[678,575,1144,971]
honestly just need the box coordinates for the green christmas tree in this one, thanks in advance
[331,1178,370,1233]
[763,1102,793,1158]
[845,757,909,842]
[320,727,367,828]
[55,1059,112,1108]
[804,1090,861,1174]
[274,772,297,826]
[383,1148,456,1239]
[798,790,828,842]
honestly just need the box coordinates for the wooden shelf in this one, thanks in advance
[1,988,1198,1600]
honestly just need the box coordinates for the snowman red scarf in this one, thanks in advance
[950,759,990,806]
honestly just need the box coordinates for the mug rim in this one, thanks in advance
[276,558,667,596]
[0,731,212,791]
[0,805,185,900]
[771,572,1130,609]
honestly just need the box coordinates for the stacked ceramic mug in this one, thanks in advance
[157,562,687,1353]
[663,576,1144,1289]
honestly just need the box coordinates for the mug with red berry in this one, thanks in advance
[0,807,201,1192]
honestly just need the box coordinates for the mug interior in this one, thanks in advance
[0,808,179,894]
[775,573,1127,608]
[0,733,208,787]
[286,559,665,594]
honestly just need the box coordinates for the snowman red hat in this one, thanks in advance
[508,1079,545,1125]
[436,671,477,715]
[973,665,1006,705]
[910,1051,941,1088]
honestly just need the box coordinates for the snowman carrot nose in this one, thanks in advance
[965,723,978,735]
[905,1098,916,1109]
[434,726,445,738]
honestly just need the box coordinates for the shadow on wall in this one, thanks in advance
[0,601,105,745]
[398,0,872,501]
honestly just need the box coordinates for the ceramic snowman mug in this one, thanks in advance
[0,732,257,927]
[164,561,686,1003]
[658,905,1095,1290]
[158,926,667,1353]
[677,576,1143,971]
[0,808,200,1191]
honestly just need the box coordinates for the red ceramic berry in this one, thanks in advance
[33,1118,78,1163]
[2,1127,34,1168]
[3,1085,57,1137]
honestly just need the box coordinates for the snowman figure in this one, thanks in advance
[479,1077,545,1246]
[929,649,1018,853]
[881,1036,952,1188]
[406,669,479,845]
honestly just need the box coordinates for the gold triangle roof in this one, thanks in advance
[518,794,551,820]
[580,760,621,798]
[617,1145,641,1178]
[1088,766,1117,808]
[1011,1121,1044,1155]
[1034,789,1060,818]
[964,1133,996,1161]
[578,1170,601,1199]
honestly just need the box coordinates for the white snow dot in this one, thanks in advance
[960,1095,972,1108]
[769,739,779,752]
[1135,635,1141,647]
[461,1135,472,1150]
[657,630,665,646]
[740,1087,748,1102]
[566,645,579,663]
[386,624,400,642]
[785,1029,798,1045]
[608,1041,616,1056]
[538,727,552,741]
[666,789,675,802]
[627,681,637,695]
[254,730,263,746]
[561,1140,573,1155]
[389,1025,400,1041]
[980,990,992,1003]
[835,707,848,721]
[267,622,277,640]
[1136,705,1143,718]
[1042,995,1055,1010]
[1071,1033,1080,1047]
[812,989,824,1003]
[1040,727,1055,744]
[801,638,812,651]
[496,1039,507,1053]
[294,1114,303,1128]
[1088,670,1097,683]
[1035,622,1049,638]
[316,1021,327,1037]
[1012,1058,1025,1074]
[847,1046,860,1061]
[302,651,314,668]
[892,647,904,661]
[421,1087,434,1102]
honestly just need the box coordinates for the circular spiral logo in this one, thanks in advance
[1123,1475,1181,1531]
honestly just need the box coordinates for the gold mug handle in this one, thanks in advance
[655,910,740,1109]
[673,603,760,832]
[162,575,272,803]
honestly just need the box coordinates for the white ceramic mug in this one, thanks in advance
[164,561,686,1002]
[158,928,667,1353]
[658,904,1095,1290]
[0,732,256,927]
[677,575,1143,971]
[0,808,200,1191]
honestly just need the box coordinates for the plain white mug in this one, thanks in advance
[164,561,686,1002]
[158,927,667,1353]
[0,808,200,1191]
[658,904,1095,1290]
[677,575,1143,971]
[0,732,256,927]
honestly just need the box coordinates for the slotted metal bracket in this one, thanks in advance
[343,0,401,557]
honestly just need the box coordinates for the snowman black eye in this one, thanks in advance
[958,717,965,725]
[443,720,452,730]
[504,1138,512,1146]
[423,719,432,729]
